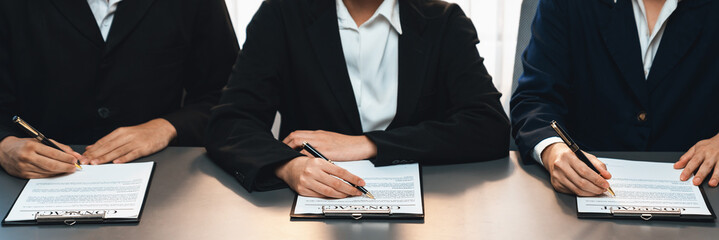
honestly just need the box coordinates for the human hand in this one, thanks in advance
[674,134,719,187]
[275,156,365,198]
[541,143,612,196]
[82,118,176,165]
[0,136,81,178]
[282,130,377,161]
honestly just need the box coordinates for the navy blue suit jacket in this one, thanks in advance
[511,0,719,164]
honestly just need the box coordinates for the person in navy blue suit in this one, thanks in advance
[512,0,719,196]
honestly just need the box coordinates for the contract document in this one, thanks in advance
[3,162,154,224]
[291,161,423,219]
[576,158,714,220]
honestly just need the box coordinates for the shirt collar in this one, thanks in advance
[336,0,403,35]
[632,0,681,22]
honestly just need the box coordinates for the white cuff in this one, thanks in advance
[532,137,564,166]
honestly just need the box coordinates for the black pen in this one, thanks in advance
[12,116,82,170]
[550,121,614,196]
[302,142,375,199]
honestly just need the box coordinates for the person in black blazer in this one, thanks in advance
[511,0,719,196]
[0,0,238,178]
[206,0,509,198]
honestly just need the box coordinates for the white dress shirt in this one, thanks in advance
[337,0,402,132]
[532,0,680,165]
[87,0,123,41]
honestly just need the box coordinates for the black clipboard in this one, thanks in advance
[2,162,156,225]
[576,185,716,221]
[290,164,424,220]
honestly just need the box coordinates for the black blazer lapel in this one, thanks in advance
[598,0,617,7]
[647,0,710,92]
[49,0,104,48]
[306,1,363,134]
[598,0,648,107]
[390,1,430,128]
[105,0,157,54]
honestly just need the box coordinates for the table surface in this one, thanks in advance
[1,148,717,240]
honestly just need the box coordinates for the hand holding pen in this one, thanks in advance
[274,143,373,199]
[0,117,83,179]
[546,121,614,197]
[302,142,375,199]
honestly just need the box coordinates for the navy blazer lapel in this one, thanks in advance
[389,0,429,128]
[105,0,157,54]
[49,0,105,48]
[647,0,710,92]
[598,0,648,107]
[306,1,363,134]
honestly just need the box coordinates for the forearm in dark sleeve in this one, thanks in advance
[367,5,510,166]
[510,0,572,163]
[0,9,21,141]
[366,96,509,166]
[205,2,300,192]
[163,0,239,146]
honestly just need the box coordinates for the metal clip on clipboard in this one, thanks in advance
[35,211,108,225]
[610,207,682,221]
[321,206,391,220]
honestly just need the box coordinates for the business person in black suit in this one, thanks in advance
[512,0,719,196]
[206,0,509,198]
[0,0,238,178]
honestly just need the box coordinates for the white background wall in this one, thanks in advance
[224,0,523,113]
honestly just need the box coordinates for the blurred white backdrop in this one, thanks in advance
[224,0,522,113]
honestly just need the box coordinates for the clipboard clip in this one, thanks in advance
[321,206,392,220]
[35,210,110,225]
[609,206,682,221]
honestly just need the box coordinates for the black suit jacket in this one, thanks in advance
[206,0,510,192]
[511,0,719,164]
[0,0,238,145]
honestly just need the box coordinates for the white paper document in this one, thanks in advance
[4,162,154,222]
[577,158,711,215]
[293,161,423,215]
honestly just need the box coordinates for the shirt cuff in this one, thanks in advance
[532,137,564,166]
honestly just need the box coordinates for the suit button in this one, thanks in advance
[97,107,111,119]
[637,112,647,122]
[234,171,245,182]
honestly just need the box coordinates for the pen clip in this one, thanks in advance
[302,141,331,163]
[13,116,42,138]
[550,121,578,151]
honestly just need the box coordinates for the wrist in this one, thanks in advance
[0,136,18,150]
[0,136,21,166]
[541,143,561,168]
[274,161,289,181]
[151,118,177,142]
[275,156,305,181]
[358,136,377,159]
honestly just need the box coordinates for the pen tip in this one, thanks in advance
[366,192,375,199]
